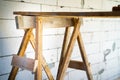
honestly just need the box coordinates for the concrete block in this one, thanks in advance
[0,56,12,74]
[91,63,103,75]
[0,20,24,38]
[105,58,119,70]
[101,41,115,53]
[57,28,65,35]
[100,19,116,32]
[81,18,101,32]
[71,46,82,59]
[43,49,57,63]
[43,35,63,49]
[58,0,82,8]
[57,48,62,61]
[84,43,100,55]
[102,0,120,11]
[100,68,120,80]
[16,70,34,80]
[50,62,59,79]
[0,74,9,80]
[25,43,35,53]
[64,72,69,80]
[84,0,102,9]
[44,0,57,5]
[42,5,70,12]
[54,6,70,12]
[116,40,120,49]
[41,5,56,12]
[115,19,120,31]
[88,53,104,64]
[43,28,58,35]
[0,1,40,19]
[70,8,93,12]
[0,38,22,56]
[69,70,87,80]
[24,0,44,4]
[114,31,120,40]
[25,52,35,60]
[81,32,93,43]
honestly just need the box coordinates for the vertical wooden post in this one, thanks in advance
[30,33,54,80]
[35,17,43,80]
[8,29,33,80]
[77,32,93,80]
[57,18,80,80]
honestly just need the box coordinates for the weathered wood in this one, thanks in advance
[14,11,120,17]
[77,31,93,80]
[16,16,74,29]
[15,16,36,29]
[35,17,43,80]
[11,54,35,71]
[68,60,85,70]
[8,29,33,80]
[30,33,54,80]
[57,27,71,77]
[42,17,74,28]
[57,18,81,80]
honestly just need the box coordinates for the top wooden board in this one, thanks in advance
[14,11,120,17]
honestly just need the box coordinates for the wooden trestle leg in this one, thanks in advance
[57,27,71,76]
[77,32,93,80]
[57,18,81,80]
[8,28,33,80]
[34,17,54,80]
[57,18,93,80]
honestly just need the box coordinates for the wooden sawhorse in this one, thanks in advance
[8,12,94,80]
[57,18,93,80]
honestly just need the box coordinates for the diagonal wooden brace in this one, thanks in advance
[57,18,93,80]
[8,28,33,80]
[30,33,54,80]
[77,31,93,80]
[57,18,81,80]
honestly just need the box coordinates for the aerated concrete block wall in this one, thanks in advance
[0,0,120,80]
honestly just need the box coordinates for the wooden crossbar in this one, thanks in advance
[16,16,74,29]
[8,29,33,80]
[68,60,85,70]
[11,54,35,72]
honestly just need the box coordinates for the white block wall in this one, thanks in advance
[0,0,120,80]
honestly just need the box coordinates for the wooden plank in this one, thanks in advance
[8,29,33,80]
[42,17,74,28]
[68,60,85,70]
[14,12,120,17]
[16,16,74,29]
[77,31,93,80]
[15,16,36,29]
[11,54,35,71]
[30,33,54,80]
[35,17,43,80]
[57,27,71,77]
[57,18,81,80]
